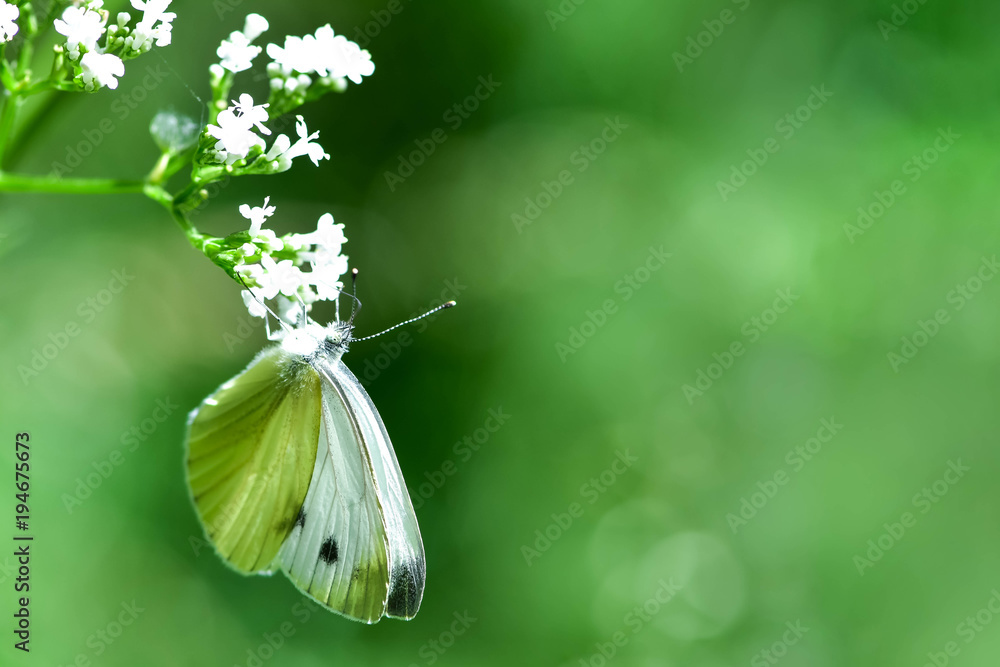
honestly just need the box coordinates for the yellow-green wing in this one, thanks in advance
[185,346,322,574]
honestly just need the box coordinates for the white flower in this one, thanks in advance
[79,51,125,90]
[277,295,304,324]
[312,213,347,255]
[205,94,270,164]
[0,2,19,43]
[241,289,268,319]
[239,242,257,257]
[131,0,174,32]
[265,115,328,169]
[261,253,304,297]
[265,25,373,84]
[265,35,315,76]
[120,0,173,53]
[239,196,275,235]
[236,262,263,282]
[309,254,348,301]
[316,28,374,84]
[54,3,107,58]
[233,93,270,134]
[243,13,268,41]
[218,30,260,73]
[254,228,284,252]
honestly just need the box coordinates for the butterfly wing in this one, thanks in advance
[278,356,425,622]
[185,347,322,574]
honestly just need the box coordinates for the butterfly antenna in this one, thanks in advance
[352,301,457,342]
[348,268,361,328]
[236,274,294,334]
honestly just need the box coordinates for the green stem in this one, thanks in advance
[0,172,147,194]
[0,90,21,168]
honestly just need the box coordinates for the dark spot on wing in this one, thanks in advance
[295,508,306,529]
[319,537,338,564]
[386,562,425,618]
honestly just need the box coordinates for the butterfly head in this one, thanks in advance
[279,319,353,360]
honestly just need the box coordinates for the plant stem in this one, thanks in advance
[0,172,147,194]
[0,90,21,168]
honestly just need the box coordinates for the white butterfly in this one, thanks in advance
[185,296,453,623]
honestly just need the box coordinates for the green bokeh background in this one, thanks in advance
[2,0,1000,664]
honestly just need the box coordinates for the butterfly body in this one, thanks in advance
[185,321,425,623]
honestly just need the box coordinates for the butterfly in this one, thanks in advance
[184,291,454,623]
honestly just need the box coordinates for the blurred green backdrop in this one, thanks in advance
[3,0,1000,665]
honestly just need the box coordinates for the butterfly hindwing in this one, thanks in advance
[277,356,425,622]
[185,347,322,574]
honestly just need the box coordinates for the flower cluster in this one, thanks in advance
[53,0,176,91]
[0,1,18,43]
[194,16,367,177]
[225,199,349,325]
[265,24,374,113]
[204,97,328,172]
[1,7,374,320]
[216,13,269,74]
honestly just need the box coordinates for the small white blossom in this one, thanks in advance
[206,94,271,164]
[309,256,348,301]
[54,2,107,59]
[218,30,260,73]
[0,2,19,43]
[261,253,304,297]
[235,198,350,320]
[241,289,268,319]
[277,295,306,324]
[317,29,374,85]
[79,51,125,90]
[254,229,284,252]
[239,196,275,235]
[265,115,328,169]
[131,0,173,44]
[266,25,373,84]
[312,213,347,255]
[243,13,269,41]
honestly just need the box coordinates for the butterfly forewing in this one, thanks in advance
[185,347,322,574]
[277,355,425,622]
[277,375,391,623]
[324,359,426,619]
